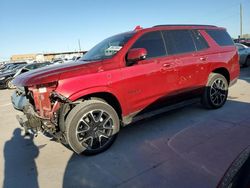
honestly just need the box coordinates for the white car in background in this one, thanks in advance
[235,43,250,67]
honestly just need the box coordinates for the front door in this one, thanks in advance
[121,31,178,114]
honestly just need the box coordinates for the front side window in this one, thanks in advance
[131,31,166,58]
[163,30,196,55]
[81,32,135,61]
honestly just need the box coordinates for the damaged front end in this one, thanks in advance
[16,82,74,143]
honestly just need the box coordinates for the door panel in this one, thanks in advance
[121,56,178,113]
[175,53,203,92]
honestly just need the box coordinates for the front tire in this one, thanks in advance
[65,100,120,155]
[202,73,228,109]
[6,78,16,89]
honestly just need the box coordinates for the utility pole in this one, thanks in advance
[240,3,243,38]
[78,39,81,52]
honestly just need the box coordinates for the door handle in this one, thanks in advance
[200,57,207,61]
[163,63,171,67]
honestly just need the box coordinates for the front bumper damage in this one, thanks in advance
[16,103,54,137]
[15,89,75,143]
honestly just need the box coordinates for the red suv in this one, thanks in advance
[13,25,239,155]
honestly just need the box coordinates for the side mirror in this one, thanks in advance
[127,48,147,65]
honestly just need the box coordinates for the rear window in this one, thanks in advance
[206,29,234,46]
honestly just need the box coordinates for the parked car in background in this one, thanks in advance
[0,63,27,89]
[0,62,27,73]
[14,61,51,77]
[52,59,64,64]
[52,57,81,64]
[240,38,250,47]
[0,62,6,69]
[13,24,239,155]
[234,38,250,47]
[235,43,250,67]
[11,61,52,110]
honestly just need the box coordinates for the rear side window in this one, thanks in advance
[206,29,234,46]
[132,31,166,58]
[162,30,196,55]
[192,30,209,51]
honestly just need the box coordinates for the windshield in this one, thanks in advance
[81,32,135,61]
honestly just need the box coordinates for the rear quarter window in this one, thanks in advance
[191,30,209,51]
[206,29,234,46]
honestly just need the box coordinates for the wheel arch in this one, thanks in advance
[211,67,230,84]
[68,88,124,119]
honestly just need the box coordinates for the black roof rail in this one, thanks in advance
[153,24,217,28]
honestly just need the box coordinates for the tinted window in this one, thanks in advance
[163,30,196,55]
[132,31,166,58]
[192,30,209,51]
[206,29,234,46]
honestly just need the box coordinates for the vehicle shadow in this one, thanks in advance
[62,98,250,188]
[3,128,39,188]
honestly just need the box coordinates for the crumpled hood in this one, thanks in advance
[13,60,102,87]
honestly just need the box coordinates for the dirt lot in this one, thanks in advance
[0,67,250,188]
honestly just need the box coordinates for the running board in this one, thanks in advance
[122,98,200,125]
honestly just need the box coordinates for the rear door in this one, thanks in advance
[162,29,209,92]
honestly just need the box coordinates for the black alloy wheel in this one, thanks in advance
[65,99,120,155]
[209,78,227,106]
[202,73,228,109]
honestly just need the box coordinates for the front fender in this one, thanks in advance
[68,86,114,101]
[58,86,129,116]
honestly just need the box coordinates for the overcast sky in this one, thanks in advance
[0,0,250,61]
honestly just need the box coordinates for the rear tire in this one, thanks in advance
[65,99,120,155]
[201,73,228,109]
[244,56,250,67]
